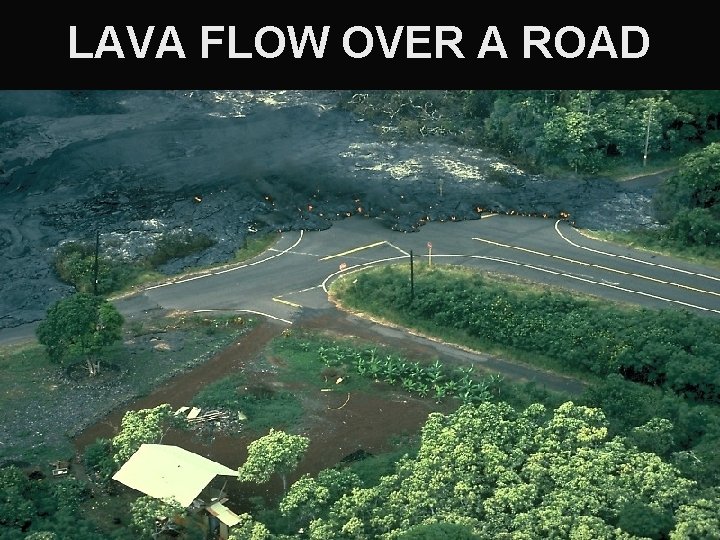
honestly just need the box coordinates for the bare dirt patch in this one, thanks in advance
[73,309,456,513]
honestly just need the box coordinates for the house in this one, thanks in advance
[112,443,241,539]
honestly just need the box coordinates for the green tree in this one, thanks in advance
[396,521,480,539]
[25,533,58,540]
[84,437,118,483]
[0,466,34,529]
[541,107,604,173]
[280,468,361,530]
[228,513,272,540]
[129,496,186,539]
[112,404,182,465]
[628,418,675,456]
[671,490,720,539]
[654,142,720,224]
[36,292,124,376]
[238,429,309,494]
[668,90,720,134]
[308,402,696,540]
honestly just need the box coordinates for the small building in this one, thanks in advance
[113,443,242,539]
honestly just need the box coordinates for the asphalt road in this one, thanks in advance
[113,213,720,322]
[4,214,720,345]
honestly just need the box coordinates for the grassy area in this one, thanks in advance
[596,156,679,181]
[330,265,615,384]
[0,312,254,467]
[228,232,281,265]
[581,228,720,270]
[193,372,303,432]
[271,334,377,395]
[346,437,419,488]
[330,263,720,407]
[273,330,572,411]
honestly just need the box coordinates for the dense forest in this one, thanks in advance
[339,90,720,175]
[340,90,720,255]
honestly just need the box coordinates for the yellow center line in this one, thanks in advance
[319,241,386,261]
[272,298,303,308]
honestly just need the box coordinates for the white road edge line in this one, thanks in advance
[476,224,720,299]
[318,253,718,316]
[555,220,720,283]
[147,230,305,290]
[193,308,292,325]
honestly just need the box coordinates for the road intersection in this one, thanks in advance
[3,213,720,347]
[114,213,720,325]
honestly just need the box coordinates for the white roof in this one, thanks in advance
[112,444,237,507]
[208,502,242,527]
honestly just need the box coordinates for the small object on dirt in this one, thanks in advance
[50,460,70,477]
[175,406,190,415]
[320,388,333,392]
[335,377,344,385]
[327,392,351,410]
[340,448,374,463]
[153,341,171,351]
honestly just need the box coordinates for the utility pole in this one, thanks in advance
[643,103,653,167]
[410,250,414,302]
[93,229,100,296]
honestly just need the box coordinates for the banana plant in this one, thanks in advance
[408,362,426,384]
[330,346,347,366]
[415,382,431,398]
[382,356,402,384]
[355,355,368,376]
[366,354,383,379]
[487,373,504,396]
[402,377,419,393]
[426,359,446,387]
[457,373,476,396]
[462,380,490,404]
[442,379,460,399]
[433,383,447,402]
[318,345,331,366]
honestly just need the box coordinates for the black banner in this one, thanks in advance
[1,11,716,89]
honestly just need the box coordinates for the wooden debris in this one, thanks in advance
[187,410,231,424]
[174,405,236,425]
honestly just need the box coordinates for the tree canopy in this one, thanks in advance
[238,428,310,494]
[36,292,124,376]
[111,404,182,465]
[303,401,708,540]
[654,142,720,246]
[341,90,720,174]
